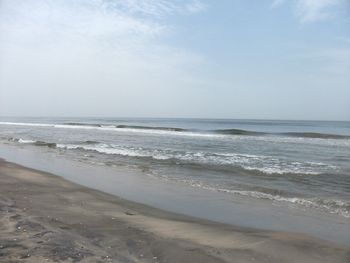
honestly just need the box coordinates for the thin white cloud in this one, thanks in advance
[0,0,207,65]
[184,0,207,14]
[271,0,342,23]
[104,0,207,18]
[296,0,340,22]
[271,0,286,8]
[0,0,207,116]
[0,0,207,42]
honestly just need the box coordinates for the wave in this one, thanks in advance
[115,125,188,132]
[220,190,350,218]
[63,123,189,131]
[64,122,190,132]
[279,132,350,139]
[64,122,101,127]
[13,138,57,148]
[179,179,350,218]
[6,136,348,218]
[53,142,337,175]
[13,138,100,148]
[1,121,349,140]
[213,129,266,136]
[213,129,350,139]
[9,137,338,175]
[62,122,350,139]
[152,175,350,218]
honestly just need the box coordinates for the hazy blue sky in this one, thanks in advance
[0,0,349,120]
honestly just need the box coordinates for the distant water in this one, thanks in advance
[0,117,349,218]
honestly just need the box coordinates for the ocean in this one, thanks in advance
[1,117,350,243]
[0,117,349,221]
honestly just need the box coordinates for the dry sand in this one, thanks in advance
[0,159,349,263]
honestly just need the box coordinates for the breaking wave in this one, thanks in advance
[173,178,350,218]
[5,136,349,218]
[48,142,337,175]
[0,121,349,140]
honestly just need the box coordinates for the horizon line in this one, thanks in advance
[0,115,349,122]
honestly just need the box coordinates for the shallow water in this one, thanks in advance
[1,143,349,246]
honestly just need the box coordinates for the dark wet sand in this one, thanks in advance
[0,159,349,263]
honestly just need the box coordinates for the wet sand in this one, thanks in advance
[0,159,349,263]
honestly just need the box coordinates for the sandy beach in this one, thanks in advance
[1,0,349,261]
[0,158,349,263]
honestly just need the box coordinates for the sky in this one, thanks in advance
[0,0,349,120]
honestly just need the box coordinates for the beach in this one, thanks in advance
[1,0,349,261]
[0,159,349,263]
[0,119,349,246]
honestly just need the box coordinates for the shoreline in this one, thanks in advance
[1,143,349,246]
[0,159,349,262]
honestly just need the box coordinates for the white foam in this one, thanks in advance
[0,121,225,138]
[225,190,350,218]
[0,122,52,127]
[57,143,151,158]
[55,143,337,175]
[158,176,350,218]
[242,166,321,175]
[18,139,36,144]
[235,134,350,147]
[1,121,349,147]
